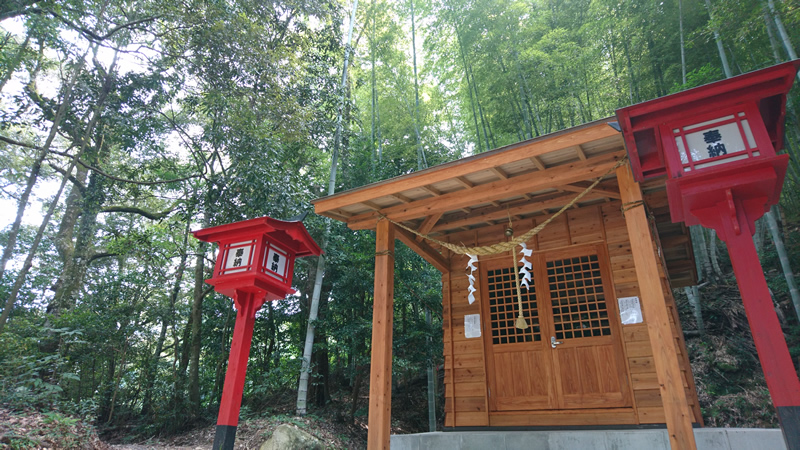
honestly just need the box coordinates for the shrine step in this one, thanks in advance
[390,428,786,450]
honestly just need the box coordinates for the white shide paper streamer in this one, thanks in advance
[467,254,478,304]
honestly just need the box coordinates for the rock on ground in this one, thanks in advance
[259,424,324,450]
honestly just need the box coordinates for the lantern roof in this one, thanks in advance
[193,214,322,257]
[616,60,800,181]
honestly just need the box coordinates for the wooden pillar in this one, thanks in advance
[367,219,395,449]
[616,164,697,450]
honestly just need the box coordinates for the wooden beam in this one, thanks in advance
[616,163,697,450]
[530,156,546,171]
[362,200,383,211]
[416,213,443,242]
[391,193,412,203]
[395,226,449,273]
[574,144,587,160]
[558,181,622,199]
[322,210,352,222]
[347,152,624,230]
[660,234,691,247]
[314,120,622,215]
[367,220,395,450]
[490,167,508,180]
[421,185,442,197]
[454,176,474,189]
[431,192,608,233]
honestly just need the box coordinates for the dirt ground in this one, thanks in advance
[1,407,367,449]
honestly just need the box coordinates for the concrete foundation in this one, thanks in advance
[390,428,786,450]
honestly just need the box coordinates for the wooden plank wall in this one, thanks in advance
[441,199,701,427]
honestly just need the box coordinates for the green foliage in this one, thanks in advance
[669,63,724,93]
[0,327,68,410]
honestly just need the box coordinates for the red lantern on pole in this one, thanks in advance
[616,61,800,448]
[192,214,321,450]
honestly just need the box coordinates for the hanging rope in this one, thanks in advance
[380,155,629,256]
[509,244,528,329]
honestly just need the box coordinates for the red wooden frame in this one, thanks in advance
[616,60,799,182]
[616,62,800,449]
[192,216,321,449]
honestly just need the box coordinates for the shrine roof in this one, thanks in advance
[312,116,696,286]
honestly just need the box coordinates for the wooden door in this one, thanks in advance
[481,258,558,411]
[482,243,631,412]
[541,244,631,409]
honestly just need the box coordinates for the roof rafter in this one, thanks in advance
[430,192,608,233]
[313,120,621,215]
[346,151,625,230]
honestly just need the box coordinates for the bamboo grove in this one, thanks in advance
[1,0,800,435]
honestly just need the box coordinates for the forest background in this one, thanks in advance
[2,0,800,445]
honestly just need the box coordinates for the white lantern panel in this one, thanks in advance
[683,114,734,131]
[675,136,689,164]
[683,121,748,164]
[224,241,255,274]
[741,119,756,148]
[263,245,289,280]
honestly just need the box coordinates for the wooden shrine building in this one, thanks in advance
[313,118,703,449]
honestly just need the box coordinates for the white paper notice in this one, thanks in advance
[618,296,643,325]
[464,314,481,338]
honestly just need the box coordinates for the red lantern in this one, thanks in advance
[616,61,800,448]
[193,215,321,450]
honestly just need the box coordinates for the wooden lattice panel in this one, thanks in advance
[547,254,612,340]
[487,267,540,344]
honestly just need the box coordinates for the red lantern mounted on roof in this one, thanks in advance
[193,214,321,450]
[616,61,800,449]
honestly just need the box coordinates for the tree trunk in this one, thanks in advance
[513,54,533,140]
[296,0,357,417]
[690,226,713,281]
[0,50,87,293]
[410,0,426,170]
[0,33,30,93]
[311,328,330,407]
[704,0,733,78]
[467,57,491,152]
[173,302,193,415]
[141,220,191,417]
[762,3,784,63]
[106,342,129,424]
[47,46,119,315]
[50,140,112,313]
[0,46,118,332]
[622,37,636,103]
[425,308,436,431]
[349,365,363,424]
[454,22,482,149]
[54,163,90,265]
[370,0,378,167]
[767,0,798,60]
[684,286,704,335]
[754,218,765,256]
[709,229,723,278]
[765,207,800,320]
[213,306,233,403]
[99,353,117,422]
[679,0,686,85]
[188,237,208,411]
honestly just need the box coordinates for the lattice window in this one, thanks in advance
[487,267,540,345]
[548,254,611,341]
